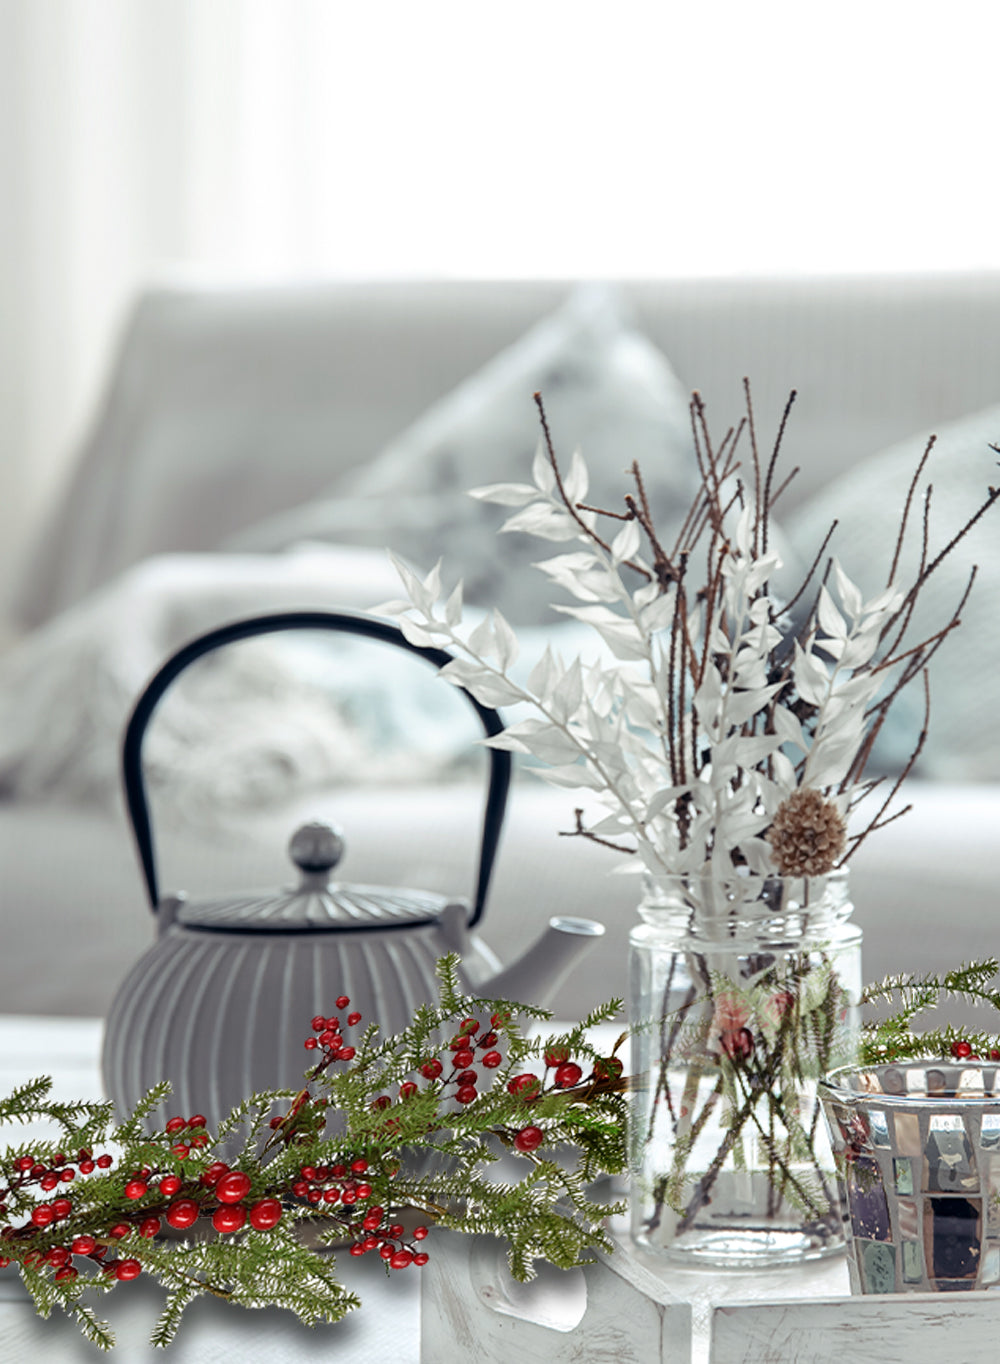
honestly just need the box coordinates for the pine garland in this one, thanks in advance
[860,957,1000,1063]
[0,955,628,1351]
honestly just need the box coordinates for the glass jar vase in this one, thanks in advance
[629,870,862,1267]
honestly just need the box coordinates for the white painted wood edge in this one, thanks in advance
[711,1288,1000,1364]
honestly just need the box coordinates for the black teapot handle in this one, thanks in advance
[121,610,512,930]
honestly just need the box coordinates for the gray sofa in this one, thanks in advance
[2,274,999,1022]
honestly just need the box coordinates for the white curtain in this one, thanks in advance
[1,0,998,596]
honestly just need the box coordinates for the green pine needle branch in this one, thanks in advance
[0,954,628,1351]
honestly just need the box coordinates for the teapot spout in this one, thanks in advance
[482,916,605,1010]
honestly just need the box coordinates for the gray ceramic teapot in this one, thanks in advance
[101,610,603,1136]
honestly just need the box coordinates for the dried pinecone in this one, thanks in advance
[766,788,846,876]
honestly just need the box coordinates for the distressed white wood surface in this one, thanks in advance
[710,1290,1000,1364]
[421,1227,692,1363]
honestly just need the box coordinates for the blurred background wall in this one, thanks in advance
[1,0,998,595]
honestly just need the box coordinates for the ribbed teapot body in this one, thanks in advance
[101,923,500,1151]
[628,871,862,1267]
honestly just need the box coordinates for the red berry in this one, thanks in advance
[554,1062,583,1089]
[248,1198,283,1230]
[399,1081,418,1099]
[363,1211,382,1231]
[307,1189,322,1204]
[339,1047,356,1061]
[71,1235,97,1255]
[216,1171,252,1204]
[190,1133,209,1148]
[991,1050,1000,1061]
[311,1015,326,1031]
[594,1056,624,1081]
[16,1156,33,1171]
[55,1265,79,1281]
[165,1116,186,1133]
[456,1084,477,1104]
[363,1235,380,1251]
[51,1198,73,1219]
[336,995,350,1009]
[322,1188,340,1203]
[453,1049,475,1070]
[292,1181,309,1198]
[544,1046,570,1067]
[200,1162,229,1188]
[31,1205,54,1227]
[31,1163,46,1178]
[371,1096,391,1111]
[212,1204,246,1234]
[170,1144,190,1160]
[413,1252,429,1266]
[460,1018,480,1035]
[60,1168,75,1183]
[166,1199,200,1230]
[97,1155,113,1169]
[482,1051,502,1069]
[490,1011,511,1028]
[124,1179,148,1200]
[304,1038,319,1050]
[159,1175,183,1197]
[479,1032,499,1048]
[514,1125,544,1153]
[46,1246,71,1266]
[457,1069,478,1085]
[115,1259,142,1281]
[389,1250,413,1269]
[421,1059,443,1080]
[507,1074,539,1096]
[355,1183,372,1199]
[0,1257,9,1268]
[139,1217,161,1238]
[341,1189,358,1206]
[351,1159,368,1174]
[951,1040,974,1059]
[187,1114,207,1130]
[40,1174,59,1191]
[109,1223,131,1239]
[347,1011,362,1027]
[300,1165,317,1180]
[349,1242,366,1257]
[79,1160,95,1175]
[413,1225,429,1239]
[379,1245,394,1260]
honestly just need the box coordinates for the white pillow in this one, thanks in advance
[0,547,481,818]
[229,285,700,625]
[785,405,1000,780]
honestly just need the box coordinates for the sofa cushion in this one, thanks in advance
[229,285,699,626]
[785,404,1000,780]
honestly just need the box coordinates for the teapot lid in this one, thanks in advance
[174,822,451,932]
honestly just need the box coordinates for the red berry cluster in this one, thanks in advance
[950,1040,1000,1061]
[347,1210,430,1269]
[0,1146,115,1275]
[502,1043,623,1156]
[302,996,360,1066]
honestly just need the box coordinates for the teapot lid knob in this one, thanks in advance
[288,822,344,876]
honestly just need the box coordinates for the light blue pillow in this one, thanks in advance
[229,285,700,626]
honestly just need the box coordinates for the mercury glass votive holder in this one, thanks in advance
[819,1060,1000,1294]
